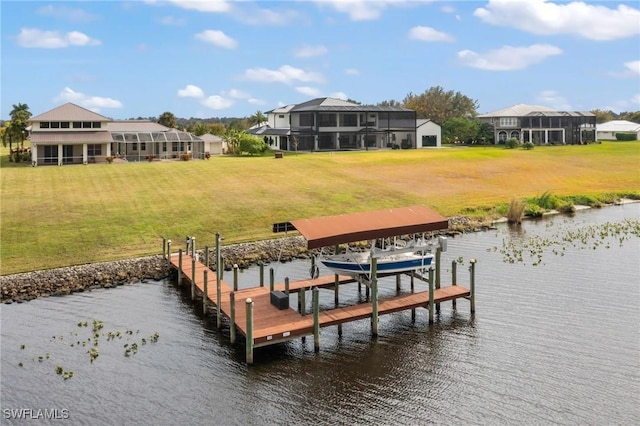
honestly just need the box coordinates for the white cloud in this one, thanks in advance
[201,95,234,110]
[161,0,232,13]
[54,87,122,111]
[295,45,328,58]
[222,89,250,99]
[177,85,204,98]
[296,86,321,97]
[317,0,392,21]
[536,90,571,110]
[159,15,186,26]
[474,0,640,41]
[236,7,300,25]
[37,5,98,23]
[329,92,349,100]
[409,26,454,42]
[248,98,267,106]
[195,30,237,49]
[243,65,325,84]
[458,44,562,71]
[345,68,359,76]
[16,28,100,48]
[624,61,640,75]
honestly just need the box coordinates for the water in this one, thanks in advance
[1,205,639,425]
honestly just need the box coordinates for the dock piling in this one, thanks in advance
[269,267,274,291]
[313,288,320,352]
[285,277,290,295]
[246,298,254,364]
[259,263,264,287]
[299,287,306,315]
[428,267,435,324]
[371,258,379,336]
[167,239,171,260]
[191,258,196,300]
[230,292,236,344]
[233,264,238,291]
[469,259,477,314]
[436,247,441,314]
[178,249,183,286]
[203,270,209,314]
[205,246,209,268]
[451,260,457,309]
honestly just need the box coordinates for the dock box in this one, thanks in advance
[270,290,289,310]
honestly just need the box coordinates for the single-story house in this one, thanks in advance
[199,133,226,155]
[249,97,440,151]
[477,104,596,145]
[28,102,206,166]
[596,120,640,141]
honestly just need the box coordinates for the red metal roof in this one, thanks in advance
[289,205,448,249]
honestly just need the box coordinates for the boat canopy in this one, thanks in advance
[281,205,448,249]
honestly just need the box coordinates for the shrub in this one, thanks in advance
[556,202,576,214]
[505,137,520,149]
[507,197,525,224]
[615,132,637,141]
[532,191,559,210]
[523,141,534,150]
[180,153,191,161]
[106,156,114,164]
[525,204,545,217]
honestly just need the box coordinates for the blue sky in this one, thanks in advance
[2,0,639,120]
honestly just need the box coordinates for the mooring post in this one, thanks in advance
[191,258,196,300]
[259,263,264,287]
[230,292,236,344]
[312,288,320,352]
[411,271,416,322]
[428,267,435,325]
[167,240,171,261]
[451,260,457,309]
[203,270,209,314]
[371,258,379,336]
[178,249,183,286]
[284,277,290,295]
[334,274,342,336]
[396,274,401,293]
[435,247,442,314]
[299,287,306,315]
[191,237,196,260]
[269,267,274,291]
[365,284,370,301]
[205,245,210,268]
[245,298,254,364]
[215,232,222,329]
[469,259,477,314]
[233,264,239,291]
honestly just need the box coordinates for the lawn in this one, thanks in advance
[1,142,639,274]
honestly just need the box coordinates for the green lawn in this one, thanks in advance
[1,142,639,274]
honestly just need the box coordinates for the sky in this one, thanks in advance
[2,0,639,120]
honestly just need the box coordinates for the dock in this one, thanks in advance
[163,206,477,364]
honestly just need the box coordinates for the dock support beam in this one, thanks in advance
[216,232,222,329]
[428,268,435,324]
[269,268,274,291]
[451,260,457,309]
[178,249,183,286]
[191,258,196,300]
[246,298,254,364]
[259,263,264,287]
[203,270,209,314]
[299,287,306,315]
[230,292,236,344]
[312,288,320,352]
[469,259,477,314]
[334,274,342,336]
[371,258,379,336]
[233,264,239,291]
[435,247,441,314]
[284,277,290,295]
[411,270,416,322]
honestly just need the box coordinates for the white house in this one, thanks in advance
[416,119,441,147]
[596,120,640,141]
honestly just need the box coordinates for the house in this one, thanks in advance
[416,119,441,147]
[29,103,206,166]
[199,133,226,155]
[596,120,640,141]
[249,97,439,151]
[477,104,596,145]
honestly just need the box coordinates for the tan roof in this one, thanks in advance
[199,133,223,142]
[30,103,112,122]
[109,121,170,132]
[30,132,113,144]
[288,205,448,249]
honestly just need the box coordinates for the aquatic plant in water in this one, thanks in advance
[490,218,640,266]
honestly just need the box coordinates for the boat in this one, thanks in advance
[319,237,441,277]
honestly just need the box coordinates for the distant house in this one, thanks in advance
[596,120,640,141]
[248,97,440,150]
[477,104,596,145]
[29,103,205,166]
[199,133,226,155]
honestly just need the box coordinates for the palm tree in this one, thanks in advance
[158,111,177,128]
[10,103,31,122]
[247,110,266,127]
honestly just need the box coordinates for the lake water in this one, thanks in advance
[1,205,639,425]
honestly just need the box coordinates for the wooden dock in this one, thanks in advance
[166,242,475,364]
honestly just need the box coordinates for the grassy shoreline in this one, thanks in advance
[1,142,639,275]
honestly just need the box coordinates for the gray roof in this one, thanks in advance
[478,104,556,118]
[109,120,170,132]
[30,103,112,122]
[290,97,413,113]
[199,133,224,142]
[247,125,290,136]
[30,131,113,144]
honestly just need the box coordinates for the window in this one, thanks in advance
[88,144,102,156]
[340,114,357,127]
[61,122,70,128]
[92,122,101,129]
[499,118,518,127]
[299,113,314,126]
[278,114,284,118]
[140,142,146,151]
[172,142,179,152]
[318,113,337,127]
[73,122,82,128]
[51,122,60,128]
[40,122,50,129]
[498,131,508,142]
[162,142,167,152]
[83,122,92,128]
[44,145,58,164]
[132,143,138,151]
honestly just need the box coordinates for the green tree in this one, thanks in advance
[2,120,26,161]
[477,122,495,144]
[193,123,207,136]
[158,111,177,128]
[377,99,402,107]
[208,122,226,136]
[222,128,242,155]
[402,86,478,124]
[442,117,480,144]
[10,103,31,123]
[590,109,615,124]
[239,134,267,155]
[618,111,640,123]
[247,110,266,127]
